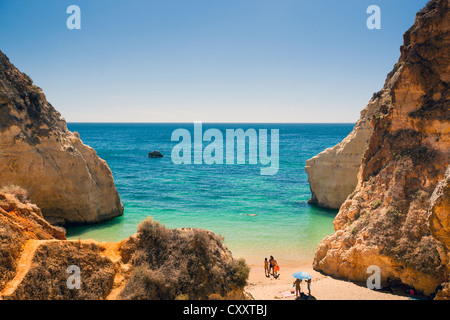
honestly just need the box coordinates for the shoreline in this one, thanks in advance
[245,262,412,300]
[66,229,417,300]
[66,230,423,301]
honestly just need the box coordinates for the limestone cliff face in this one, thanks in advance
[313,0,449,298]
[0,50,124,225]
[0,193,249,300]
[429,167,450,256]
[305,93,378,209]
[305,43,407,210]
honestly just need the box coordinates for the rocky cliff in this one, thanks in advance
[0,186,66,293]
[0,190,249,300]
[0,50,124,225]
[313,0,449,298]
[305,103,376,209]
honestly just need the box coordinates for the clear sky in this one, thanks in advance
[0,0,428,123]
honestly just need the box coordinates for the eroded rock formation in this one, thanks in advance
[305,97,378,209]
[0,50,124,225]
[313,0,449,298]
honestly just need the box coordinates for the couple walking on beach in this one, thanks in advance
[264,256,280,278]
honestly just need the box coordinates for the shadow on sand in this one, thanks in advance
[295,293,316,300]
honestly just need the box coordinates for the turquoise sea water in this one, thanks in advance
[66,123,353,265]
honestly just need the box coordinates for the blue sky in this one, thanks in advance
[0,0,428,122]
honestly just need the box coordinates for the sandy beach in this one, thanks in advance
[245,261,411,300]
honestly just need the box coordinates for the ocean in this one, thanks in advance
[66,123,354,265]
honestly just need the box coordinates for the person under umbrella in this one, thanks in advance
[292,271,313,298]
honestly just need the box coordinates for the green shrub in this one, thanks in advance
[229,258,250,289]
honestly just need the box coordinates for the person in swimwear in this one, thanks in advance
[293,278,302,298]
[306,278,311,296]
[264,258,270,277]
[269,256,274,276]
[272,258,279,278]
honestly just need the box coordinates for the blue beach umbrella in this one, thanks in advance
[292,271,312,280]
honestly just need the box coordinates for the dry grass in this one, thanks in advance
[119,217,249,300]
[7,241,116,300]
[0,185,29,202]
[0,217,26,291]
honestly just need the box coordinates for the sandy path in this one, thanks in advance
[1,239,51,297]
[0,238,130,300]
[97,241,132,300]
[68,239,132,300]
[245,264,411,300]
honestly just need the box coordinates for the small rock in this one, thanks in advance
[148,150,163,158]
